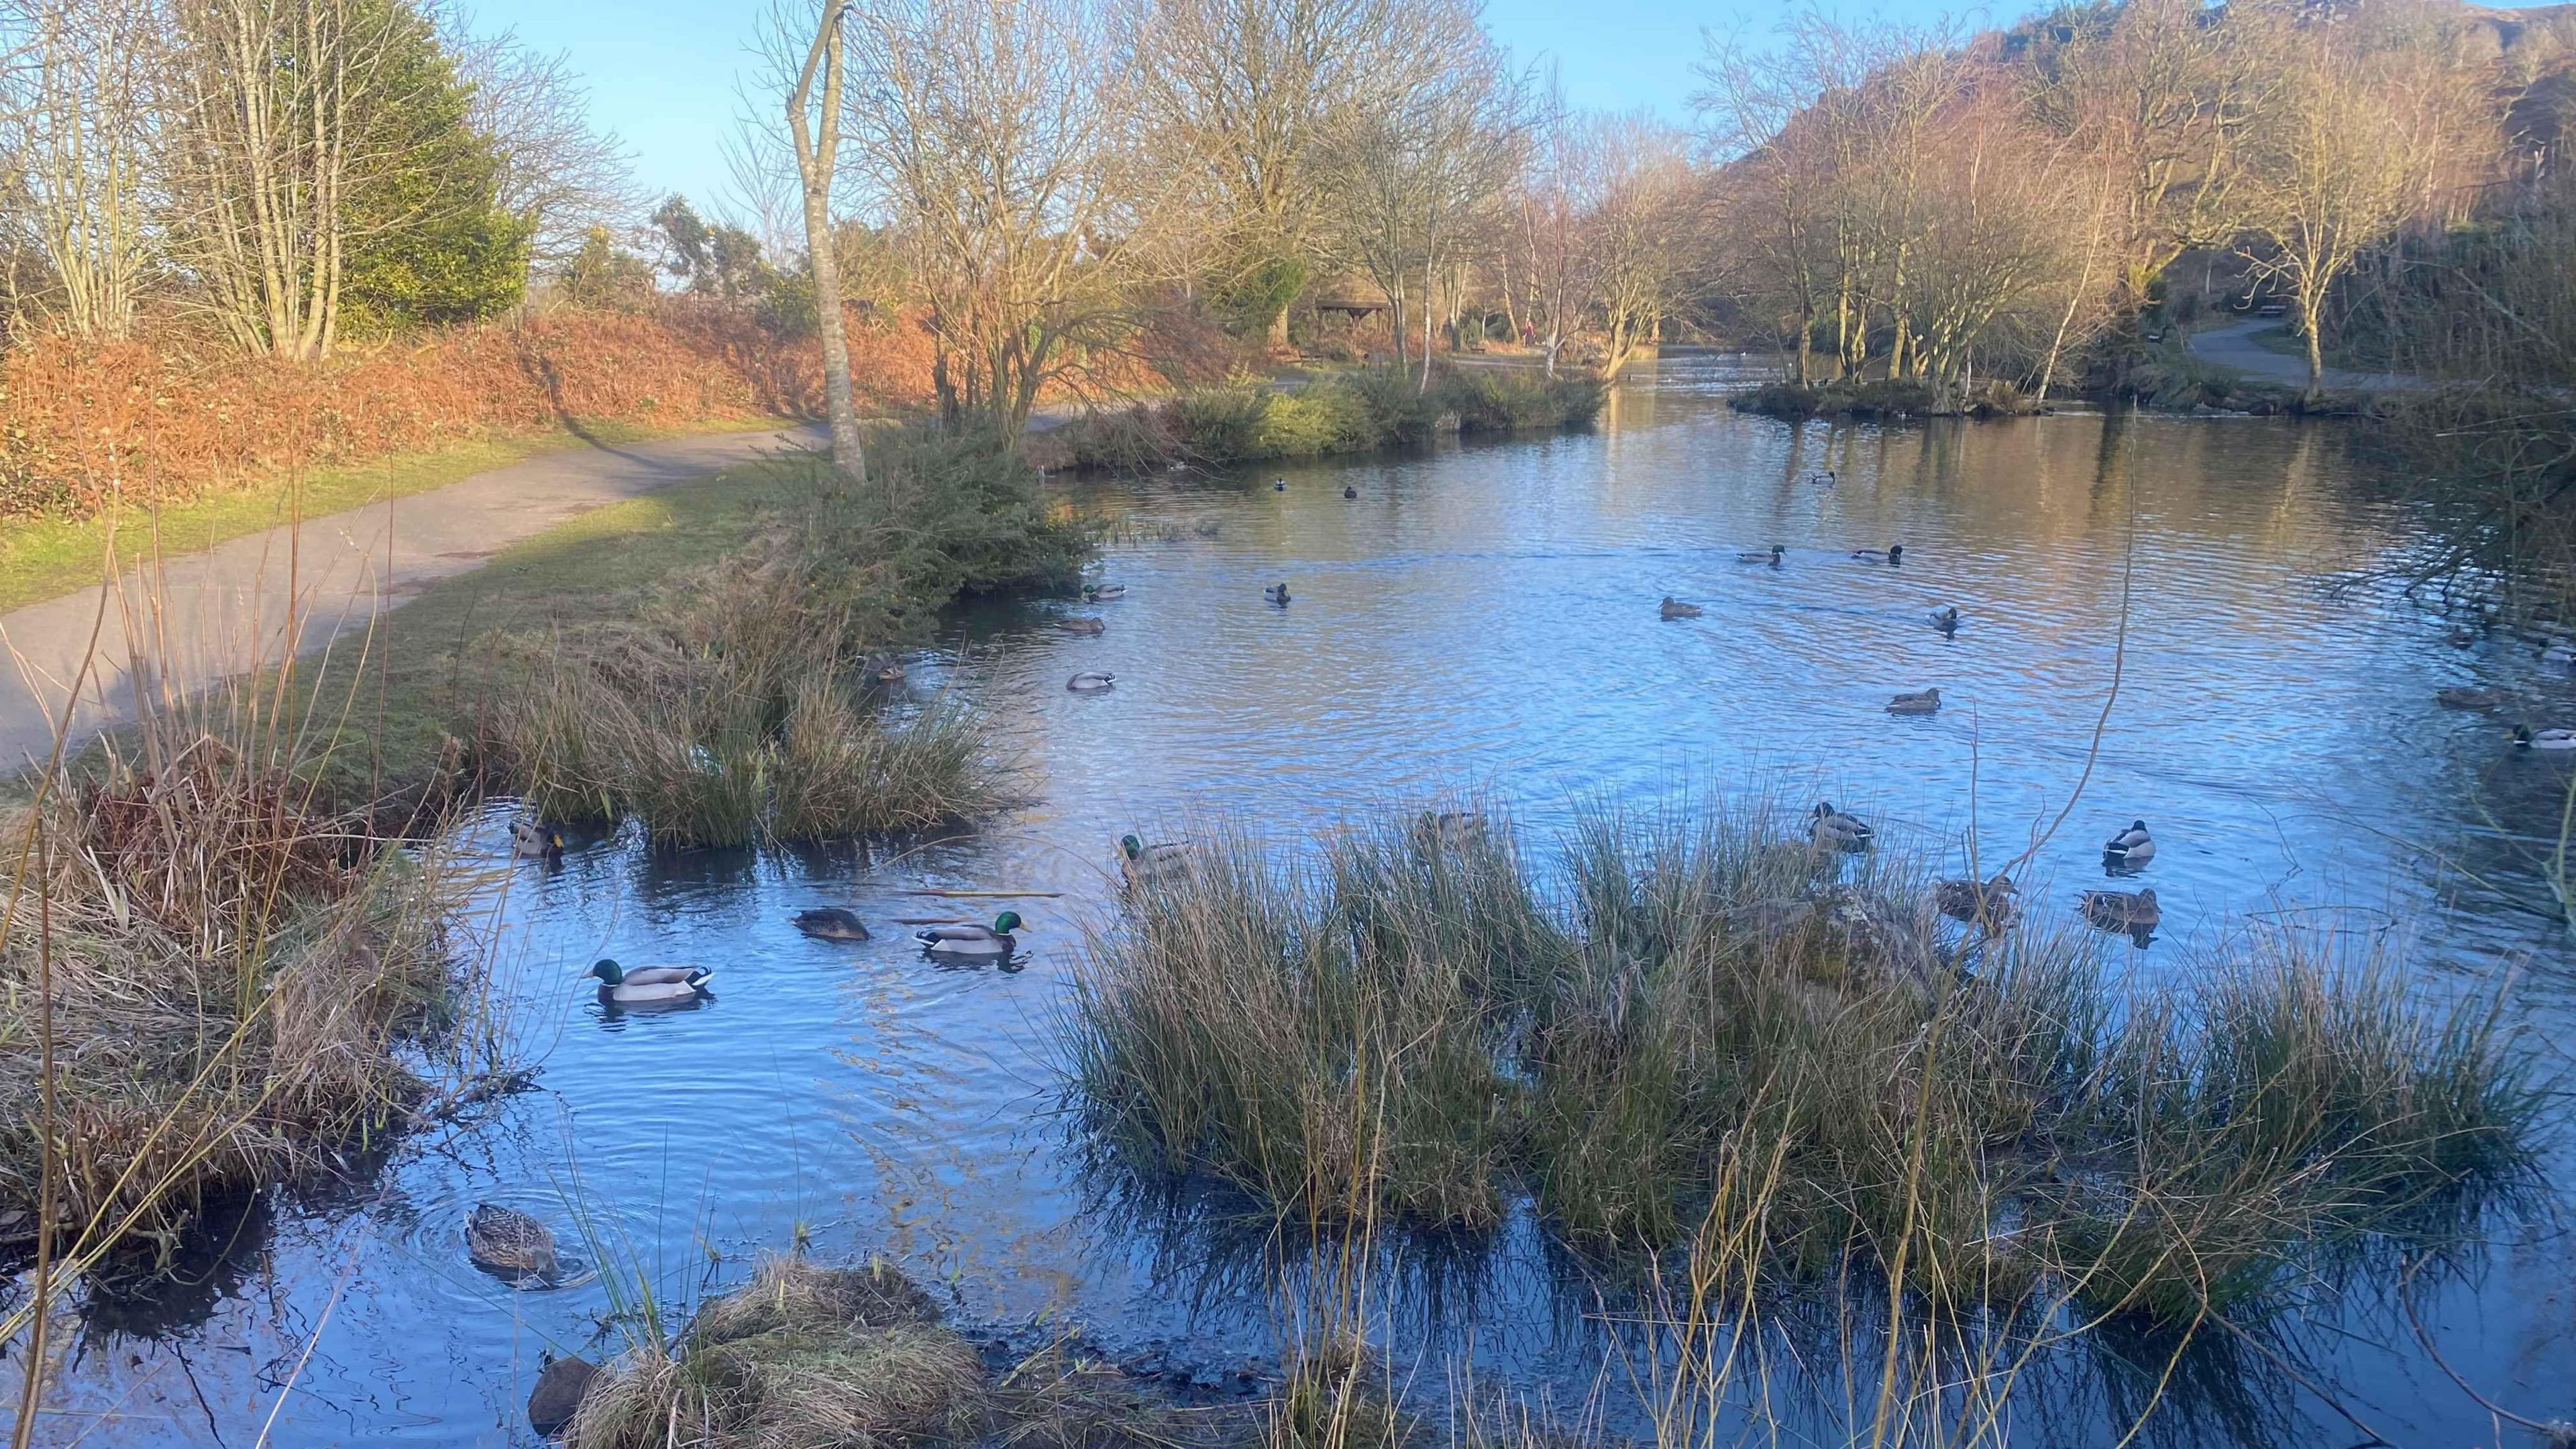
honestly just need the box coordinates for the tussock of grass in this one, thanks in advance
[476,427,1085,848]
[568,1256,1230,1449]
[0,729,460,1250]
[1070,798,2539,1322]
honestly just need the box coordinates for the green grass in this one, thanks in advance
[0,415,791,614]
[2247,324,2308,358]
[284,451,817,816]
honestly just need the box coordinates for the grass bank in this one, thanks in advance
[1034,366,1605,474]
[1069,798,2539,1324]
[0,417,789,615]
[280,423,1089,845]
[1732,377,2046,421]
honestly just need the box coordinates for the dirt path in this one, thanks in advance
[0,421,824,769]
[2186,317,2428,393]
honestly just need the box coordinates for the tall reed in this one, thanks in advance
[1069,797,2540,1327]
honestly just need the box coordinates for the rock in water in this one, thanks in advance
[529,1356,598,1438]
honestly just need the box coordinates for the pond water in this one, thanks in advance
[16,354,2576,1446]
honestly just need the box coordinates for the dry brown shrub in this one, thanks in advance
[0,302,943,521]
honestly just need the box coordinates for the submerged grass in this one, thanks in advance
[1069,797,2540,1325]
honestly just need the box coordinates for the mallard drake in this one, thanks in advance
[1067,672,1117,692]
[1082,583,1128,601]
[511,820,564,862]
[2513,725,2576,750]
[1929,606,1960,634]
[791,908,871,942]
[918,912,1022,959]
[1737,544,1785,565]
[1935,874,2016,930]
[2080,887,2159,931]
[1342,485,1358,499]
[1119,835,1190,887]
[2436,687,2501,710]
[468,1203,559,1283]
[587,959,710,1003]
[1809,802,1875,851]
[1852,544,1903,564]
[2102,820,2155,865]
[1886,687,1941,716]
[1057,616,1106,635]
[1660,596,1703,620]
[1273,478,1287,490]
[1807,470,1836,486]
[1265,583,1291,606]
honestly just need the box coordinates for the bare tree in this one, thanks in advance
[2240,23,2454,400]
[839,0,1163,435]
[1321,3,1518,387]
[1580,113,1699,378]
[445,21,638,266]
[1122,0,1430,344]
[162,0,470,359]
[0,0,159,337]
[2030,0,2266,313]
[1511,75,1591,378]
[777,0,866,484]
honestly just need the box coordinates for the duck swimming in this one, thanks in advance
[1119,836,1189,888]
[2436,687,2500,710]
[1929,606,1960,635]
[1273,478,1287,490]
[587,959,711,1004]
[1852,544,1903,564]
[467,1203,559,1284]
[1342,486,1358,499]
[2102,820,2155,866]
[1660,596,1703,620]
[1067,672,1116,692]
[876,661,908,684]
[1737,544,1786,566]
[1083,583,1128,600]
[1886,687,1941,716]
[2513,725,2576,749]
[1057,616,1106,635]
[1809,802,1875,851]
[511,820,564,862]
[2080,887,2160,931]
[791,908,871,942]
[1935,873,2016,930]
[1265,584,1291,605]
[918,912,1022,959]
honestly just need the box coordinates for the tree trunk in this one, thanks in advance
[2302,294,2325,402]
[788,0,866,487]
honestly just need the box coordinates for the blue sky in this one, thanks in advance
[461,0,2556,215]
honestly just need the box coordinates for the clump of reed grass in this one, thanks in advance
[479,429,1075,848]
[0,729,462,1260]
[1069,796,2540,1324]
